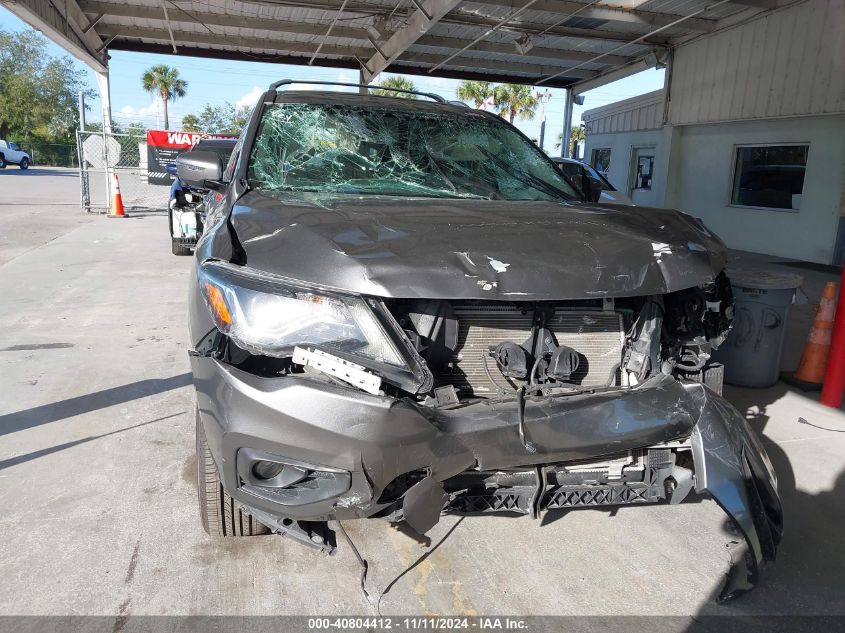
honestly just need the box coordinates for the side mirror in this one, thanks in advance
[176,150,224,191]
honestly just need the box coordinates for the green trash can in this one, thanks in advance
[712,268,803,388]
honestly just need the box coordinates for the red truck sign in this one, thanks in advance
[146,130,237,185]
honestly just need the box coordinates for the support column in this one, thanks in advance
[96,68,113,207]
[358,68,369,95]
[562,88,574,159]
[95,69,112,133]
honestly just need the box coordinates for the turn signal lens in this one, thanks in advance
[204,282,233,330]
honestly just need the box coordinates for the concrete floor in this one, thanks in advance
[1,170,844,619]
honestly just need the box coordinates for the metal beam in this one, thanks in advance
[97,25,370,58]
[414,33,634,66]
[440,14,671,44]
[79,1,368,40]
[570,57,653,95]
[1,0,106,71]
[79,0,670,50]
[362,0,462,82]
[469,0,718,32]
[400,50,599,77]
[106,38,582,88]
[98,24,596,80]
[725,0,777,7]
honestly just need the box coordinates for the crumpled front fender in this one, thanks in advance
[687,384,783,601]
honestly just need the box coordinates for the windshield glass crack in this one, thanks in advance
[248,103,578,202]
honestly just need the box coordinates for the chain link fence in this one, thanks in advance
[20,143,79,167]
[77,130,170,212]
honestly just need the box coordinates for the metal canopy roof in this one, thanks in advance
[3,0,780,91]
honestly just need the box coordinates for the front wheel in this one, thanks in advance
[0,155,6,169]
[196,408,269,537]
[18,157,29,170]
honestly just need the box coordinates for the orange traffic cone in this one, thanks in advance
[793,282,837,385]
[108,173,127,218]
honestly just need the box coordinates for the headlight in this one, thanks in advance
[198,261,406,367]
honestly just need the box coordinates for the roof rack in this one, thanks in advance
[268,79,447,103]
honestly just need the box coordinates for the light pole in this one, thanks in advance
[535,88,552,151]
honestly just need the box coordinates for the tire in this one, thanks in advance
[19,157,28,170]
[196,408,270,537]
[171,237,192,256]
[0,155,6,169]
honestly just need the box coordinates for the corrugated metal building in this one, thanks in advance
[583,0,845,264]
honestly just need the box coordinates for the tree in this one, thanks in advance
[181,103,251,134]
[372,75,417,98]
[570,125,585,157]
[181,114,201,132]
[0,28,94,142]
[456,80,493,108]
[555,126,586,157]
[494,84,538,124]
[141,65,187,131]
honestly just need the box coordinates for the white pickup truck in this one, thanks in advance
[0,140,31,169]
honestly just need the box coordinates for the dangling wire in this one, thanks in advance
[517,386,537,454]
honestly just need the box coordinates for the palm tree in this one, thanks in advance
[555,126,586,157]
[141,65,187,130]
[456,80,493,108]
[570,125,585,158]
[372,75,417,99]
[493,84,538,123]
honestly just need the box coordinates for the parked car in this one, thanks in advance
[0,140,31,169]
[177,80,781,601]
[168,138,237,256]
[552,156,633,205]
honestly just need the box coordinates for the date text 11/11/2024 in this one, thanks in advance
[307,617,529,630]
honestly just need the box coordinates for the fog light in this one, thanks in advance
[237,447,352,506]
[252,460,285,481]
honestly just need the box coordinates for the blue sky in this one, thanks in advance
[1,7,664,153]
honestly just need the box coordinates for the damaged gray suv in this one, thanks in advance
[178,80,782,601]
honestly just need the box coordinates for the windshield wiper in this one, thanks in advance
[478,147,574,202]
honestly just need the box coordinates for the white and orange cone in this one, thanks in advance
[108,173,127,218]
[794,281,837,385]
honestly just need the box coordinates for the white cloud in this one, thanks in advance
[119,100,161,118]
[235,86,262,110]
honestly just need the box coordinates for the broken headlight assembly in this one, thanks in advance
[198,261,407,367]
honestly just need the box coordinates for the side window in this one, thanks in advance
[223,144,240,182]
[731,144,808,210]
[557,162,583,181]
[591,148,611,177]
[10,143,20,151]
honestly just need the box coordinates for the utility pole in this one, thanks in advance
[78,91,86,132]
[536,88,552,152]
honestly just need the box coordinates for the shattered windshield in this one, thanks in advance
[248,103,579,202]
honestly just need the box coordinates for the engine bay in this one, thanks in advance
[383,271,733,403]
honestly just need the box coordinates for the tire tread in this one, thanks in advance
[196,409,269,537]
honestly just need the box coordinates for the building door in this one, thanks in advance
[629,147,657,207]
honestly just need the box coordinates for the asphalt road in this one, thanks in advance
[1,171,844,623]
[0,167,92,266]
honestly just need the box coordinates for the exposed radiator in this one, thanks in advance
[435,304,625,397]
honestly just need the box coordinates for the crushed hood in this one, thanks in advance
[229,191,727,300]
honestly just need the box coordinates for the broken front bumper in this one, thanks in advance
[191,356,781,600]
